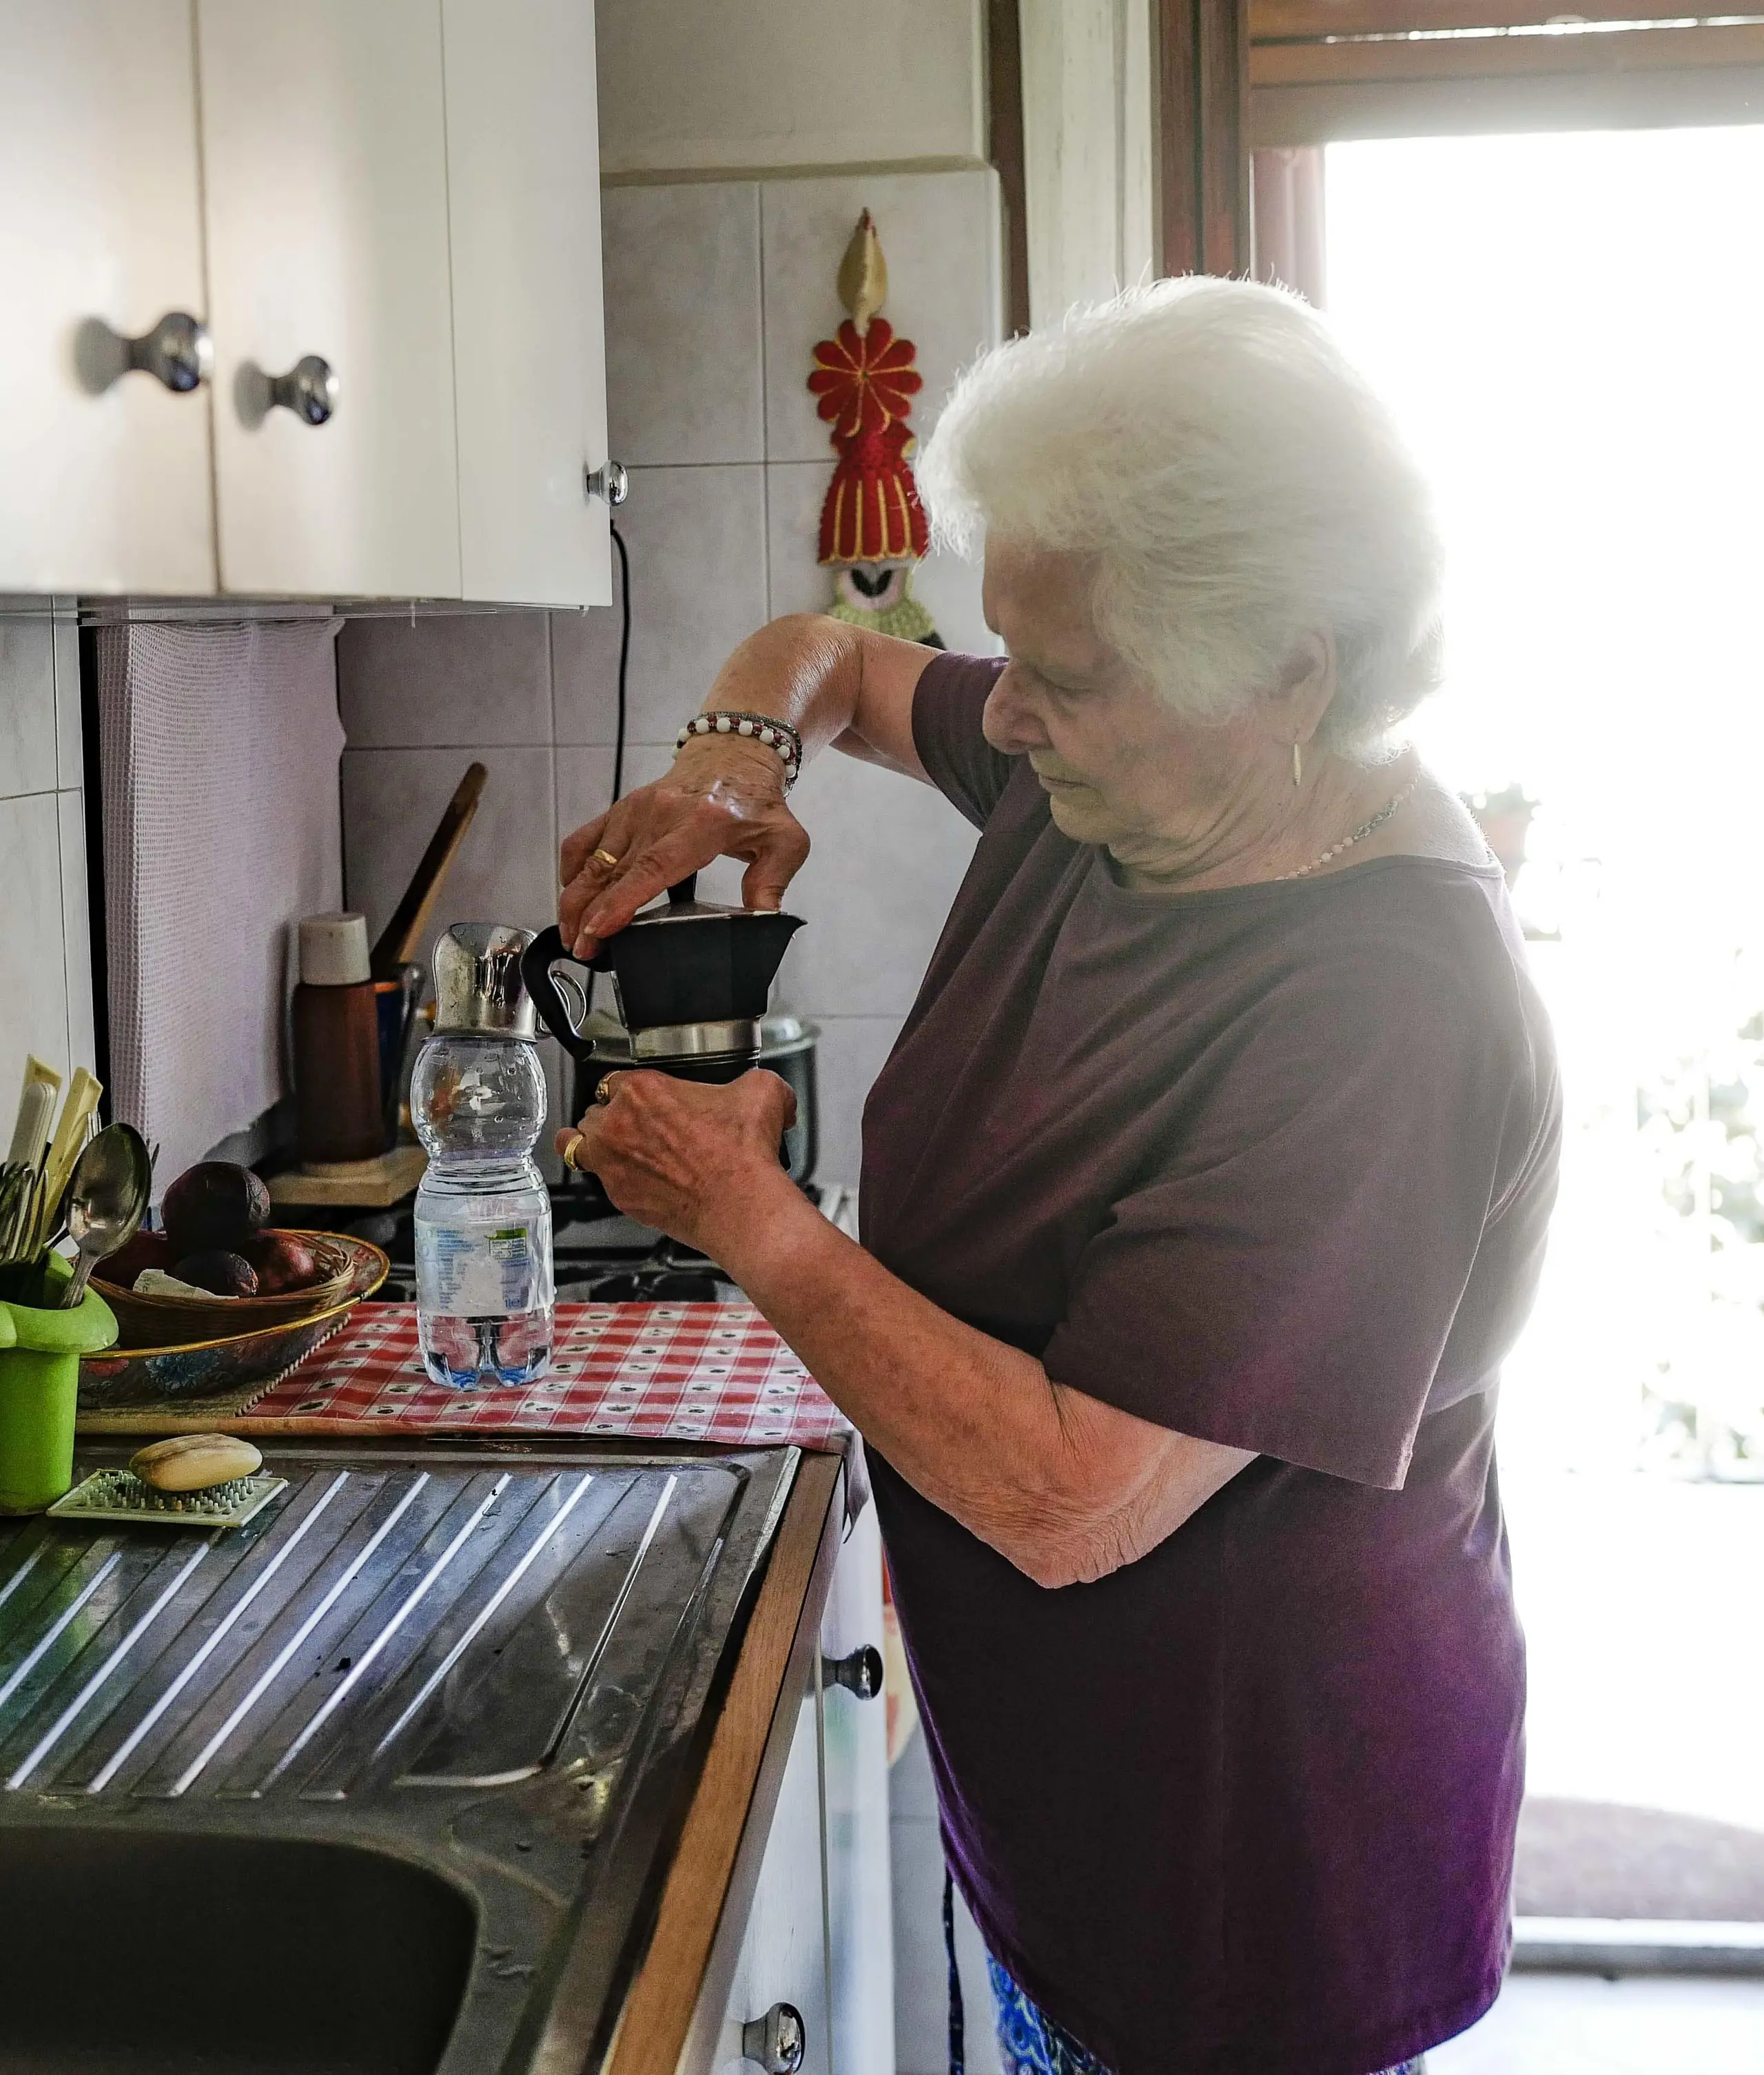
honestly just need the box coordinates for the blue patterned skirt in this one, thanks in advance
[947,1871,1427,2075]
[986,1955,1428,2075]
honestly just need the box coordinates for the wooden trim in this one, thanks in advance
[1156,0,1251,276]
[1251,61,1764,139]
[1156,0,1202,273]
[988,0,1032,336]
[1252,19,1764,83]
[1200,0,1251,272]
[604,1451,844,2075]
[1251,0,1764,37]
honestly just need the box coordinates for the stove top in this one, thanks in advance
[351,1181,857,1307]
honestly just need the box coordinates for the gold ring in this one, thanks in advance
[593,1075,620,1107]
[562,1132,586,1171]
[591,848,621,870]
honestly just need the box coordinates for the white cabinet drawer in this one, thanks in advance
[706,1684,831,2075]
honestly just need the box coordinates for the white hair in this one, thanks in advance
[916,277,1444,758]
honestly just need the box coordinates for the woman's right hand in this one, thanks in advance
[558,735,811,959]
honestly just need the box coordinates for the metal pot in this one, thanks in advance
[564,1012,819,1190]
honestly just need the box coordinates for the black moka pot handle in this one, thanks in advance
[522,879,697,1057]
[520,928,599,1062]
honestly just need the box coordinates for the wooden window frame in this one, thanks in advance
[1158,0,1254,275]
[1250,3,1764,144]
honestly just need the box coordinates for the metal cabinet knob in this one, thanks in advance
[127,311,213,392]
[585,458,628,507]
[75,311,212,395]
[741,2002,805,2074]
[267,354,339,426]
[823,1644,883,1701]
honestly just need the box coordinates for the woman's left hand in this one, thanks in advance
[556,1070,798,1256]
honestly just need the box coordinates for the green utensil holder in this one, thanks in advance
[0,1262,117,1515]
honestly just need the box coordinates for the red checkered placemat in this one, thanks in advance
[229,1302,849,1451]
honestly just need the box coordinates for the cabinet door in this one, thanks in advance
[442,0,612,607]
[0,2,216,594]
[710,1683,832,2075]
[197,0,461,598]
[820,1492,894,2075]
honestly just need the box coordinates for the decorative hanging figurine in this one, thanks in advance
[807,211,943,646]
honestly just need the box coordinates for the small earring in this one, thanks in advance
[1292,742,1303,789]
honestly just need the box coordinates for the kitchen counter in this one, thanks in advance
[0,1433,855,2075]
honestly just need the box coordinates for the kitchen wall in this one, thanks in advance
[0,603,96,1106]
[338,167,1001,1185]
[597,0,987,177]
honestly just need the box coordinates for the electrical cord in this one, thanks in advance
[610,518,630,809]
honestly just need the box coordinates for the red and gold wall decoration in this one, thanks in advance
[806,212,942,647]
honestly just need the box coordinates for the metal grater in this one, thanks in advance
[46,1469,289,1529]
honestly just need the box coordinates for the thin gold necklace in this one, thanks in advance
[1276,778,1419,881]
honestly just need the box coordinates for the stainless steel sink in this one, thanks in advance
[0,1442,800,2074]
[0,1826,475,2074]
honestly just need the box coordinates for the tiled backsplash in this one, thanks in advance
[0,604,96,1103]
[339,168,1003,1183]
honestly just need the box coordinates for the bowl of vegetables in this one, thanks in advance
[90,1161,383,1348]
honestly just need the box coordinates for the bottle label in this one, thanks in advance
[416,1220,545,1318]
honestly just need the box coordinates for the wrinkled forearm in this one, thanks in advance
[695,615,865,757]
[704,1165,1251,1586]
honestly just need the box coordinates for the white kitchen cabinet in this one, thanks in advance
[443,0,613,608]
[820,1489,894,2075]
[1,1,611,606]
[196,0,462,600]
[0,2,216,595]
[710,1685,832,2075]
[684,1484,893,2075]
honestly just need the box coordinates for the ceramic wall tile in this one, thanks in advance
[0,792,71,1084]
[810,1015,903,1187]
[337,611,553,749]
[602,184,765,467]
[57,790,95,1076]
[52,603,81,790]
[340,746,558,980]
[0,615,58,799]
[548,611,617,750]
[780,749,974,1019]
[551,467,768,750]
[763,460,996,656]
[553,746,619,861]
[760,170,1003,464]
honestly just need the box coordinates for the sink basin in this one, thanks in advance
[0,1828,474,2074]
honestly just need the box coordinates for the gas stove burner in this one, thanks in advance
[557,1235,739,1305]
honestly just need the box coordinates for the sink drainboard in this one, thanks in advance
[0,1449,784,1801]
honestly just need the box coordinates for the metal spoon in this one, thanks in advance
[59,1124,152,1309]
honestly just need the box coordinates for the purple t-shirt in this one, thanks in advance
[859,653,1561,2075]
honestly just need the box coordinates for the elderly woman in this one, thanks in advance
[556,280,1559,2075]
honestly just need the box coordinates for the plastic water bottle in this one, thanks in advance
[411,925,553,1387]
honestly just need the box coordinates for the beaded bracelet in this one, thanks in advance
[674,711,803,788]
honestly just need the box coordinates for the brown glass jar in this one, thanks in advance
[293,913,384,1165]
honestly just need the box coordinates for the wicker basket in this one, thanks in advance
[93,1230,356,1351]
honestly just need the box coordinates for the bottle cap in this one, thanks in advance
[299,912,371,987]
[433,923,538,1037]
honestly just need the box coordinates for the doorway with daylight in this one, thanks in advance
[1313,121,1764,1941]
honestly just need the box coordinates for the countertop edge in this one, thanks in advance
[601,1447,848,2075]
